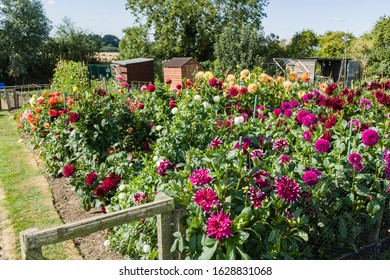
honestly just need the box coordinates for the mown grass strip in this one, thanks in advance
[0,111,79,259]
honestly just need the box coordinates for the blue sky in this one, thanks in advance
[42,0,390,40]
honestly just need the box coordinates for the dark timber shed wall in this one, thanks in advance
[163,57,203,89]
[112,58,154,83]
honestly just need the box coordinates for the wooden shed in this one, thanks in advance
[111,58,154,85]
[163,57,203,89]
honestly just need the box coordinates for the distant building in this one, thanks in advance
[273,57,362,86]
[111,58,154,86]
[163,57,203,89]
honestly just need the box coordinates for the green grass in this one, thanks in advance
[0,111,77,259]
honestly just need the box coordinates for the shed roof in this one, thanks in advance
[164,57,198,68]
[112,58,154,66]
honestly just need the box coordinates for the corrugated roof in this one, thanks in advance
[112,58,154,66]
[164,57,196,68]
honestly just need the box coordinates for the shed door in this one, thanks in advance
[185,64,199,79]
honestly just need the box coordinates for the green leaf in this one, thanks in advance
[235,207,252,229]
[366,200,381,216]
[173,231,182,238]
[356,185,370,196]
[189,234,197,251]
[226,241,236,260]
[338,217,347,239]
[199,240,218,260]
[296,230,309,242]
[236,246,251,260]
[202,237,216,246]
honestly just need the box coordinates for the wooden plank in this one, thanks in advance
[20,228,46,260]
[156,193,173,260]
[23,194,174,249]
[173,209,186,260]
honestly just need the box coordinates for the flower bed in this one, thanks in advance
[16,64,390,259]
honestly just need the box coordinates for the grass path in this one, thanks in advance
[0,111,80,260]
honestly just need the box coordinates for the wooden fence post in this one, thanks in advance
[173,208,186,260]
[155,193,175,260]
[20,228,46,260]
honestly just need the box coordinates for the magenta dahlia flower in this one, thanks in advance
[289,99,300,108]
[249,187,266,208]
[157,160,175,176]
[63,164,76,178]
[281,101,291,111]
[209,137,223,149]
[301,113,316,127]
[302,171,318,187]
[147,84,156,92]
[194,187,219,212]
[353,162,364,173]
[101,173,121,192]
[206,211,233,243]
[133,192,148,204]
[233,137,252,154]
[85,171,98,186]
[348,152,362,165]
[273,108,282,117]
[359,98,372,109]
[303,130,312,142]
[361,129,379,146]
[69,112,81,123]
[274,176,301,202]
[284,109,293,118]
[273,138,288,151]
[250,149,265,161]
[189,169,212,186]
[296,110,309,125]
[278,155,290,166]
[315,139,330,153]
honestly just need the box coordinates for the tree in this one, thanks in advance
[0,0,51,84]
[214,22,266,74]
[101,34,120,48]
[286,29,319,58]
[318,31,354,58]
[118,25,151,59]
[52,17,100,63]
[366,16,390,77]
[122,0,269,62]
[348,33,373,75]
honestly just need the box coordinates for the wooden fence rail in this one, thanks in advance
[20,193,184,260]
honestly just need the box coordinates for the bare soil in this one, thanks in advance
[47,175,124,260]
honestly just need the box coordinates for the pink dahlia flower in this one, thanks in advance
[361,129,379,147]
[63,164,76,178]
[206,211,233,243]
[274,176,300,202]
[315,139,330,153]
[302,171,318,186]
[194,187,219,212]
[189,169,212,186]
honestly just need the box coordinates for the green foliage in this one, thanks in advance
[214,23,266,74]
[51,17,100,64]
[0,0,51,84]
[50,60,90,93]
[121,0,269,62]
[286,29,319,58]
[366,16,390,78]
[318,31,354,58]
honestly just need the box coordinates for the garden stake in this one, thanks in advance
[253,95,258,119]
[347,117,353,155]
[64,92,67,110]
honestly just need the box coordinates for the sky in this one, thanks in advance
[41,0,390,40]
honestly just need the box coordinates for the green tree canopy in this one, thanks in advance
[286,29,319,58]
[214,22,266,74]
[0,0,51,83]
[122,0,269,62]
[366,16,390,77]
[52,17,100,63]
[318,31,354,58]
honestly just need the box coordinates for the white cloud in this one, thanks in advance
[47,0,55,4]
[333,17,343,22]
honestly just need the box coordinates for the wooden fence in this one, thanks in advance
[0,84,49,111]
[20,193,185,260]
